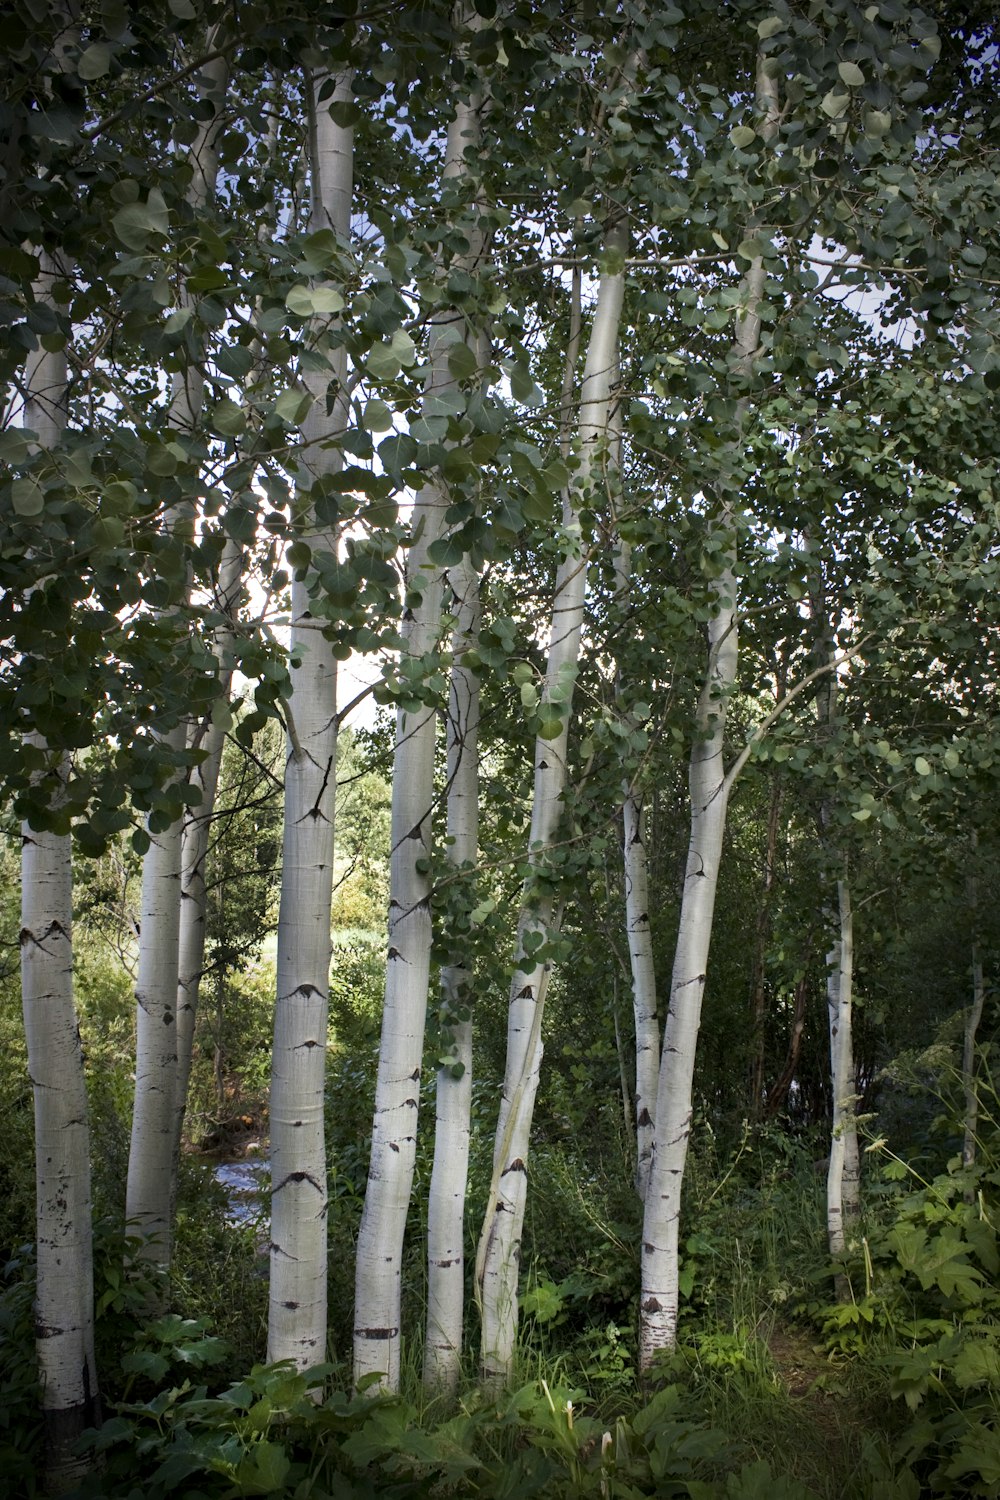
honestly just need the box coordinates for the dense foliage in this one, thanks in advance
[2,0,999,1494]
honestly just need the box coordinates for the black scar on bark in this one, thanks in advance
[516,985,533,999]
[637,1107,652,1126]
[642,1296,663,1312]
[358,1326,398,1340]
[503,1158,527,1175]
[390,1141,400,1152]
[388,947,402,962]
[283,1300,299,1310]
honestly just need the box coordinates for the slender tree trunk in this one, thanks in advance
[173,537,244,1159]
[21,245,101,1492]
[763,971,809,1119]
[477,220,627,1393]
[962,836,986,1184]
[423,546,481,1396]
[623,789,659,1199]
[749,771,783,1116]
[354,23,484,1391]
[639,54,778,1375]
[826,874,859,1269]
[638,537,738,1368]
[267,67,353,1372]
[126,53,229,1275]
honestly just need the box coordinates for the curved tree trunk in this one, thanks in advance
[353,17,484,1391]
[126,52,230,1277]
[267,66,353,1371]
[477,219,627,1392]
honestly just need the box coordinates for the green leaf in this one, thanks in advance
[78,42,112,80]
[286,284,314,317]
[168,0,197,15]
[838,61,865,87]
[362,399,393,432]
[12,478,44,516]
[447,340,479,382]
[820,89,850,119]
[273,388,312,424]
[234,1439,291,1496]
[914,756,932,776]
[729,126,757,148]
[757,16,783,38]
[211,398,246,437]
[312,286,345,314]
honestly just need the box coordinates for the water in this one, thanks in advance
[214,1157,269,1224]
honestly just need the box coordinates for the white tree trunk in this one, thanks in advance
[353,38,483,1392]
[477,222,627,1392]
[613,497,659,1200]
[639,549,738,1368]
[126,53,229,1274]
[623,789,660,1200]
[423,547,481,1396]
[21,246,100,1490]
[268,68,353,1371]
[173,536,244,1159]
[826,875,859,1261]
[638,56,778,1373]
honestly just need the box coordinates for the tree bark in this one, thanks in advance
[267,65,353,1372]
[354,20,484,1391]
[477,220,627,1393]
[126,52,230,1276]
[423,545,481,1396]
[826,874,859,1269]
[173,537,244,1163]
[21,245,101,1492]
[639,53,777,1375]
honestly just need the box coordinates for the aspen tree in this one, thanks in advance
[21,248,101,1491]
[126,52,230,1275]
[267,65,353,1371]
[826,872,860,1265]
[639,58,779,1371]
[477,216,628,1392]
[173,536,244,1165]
[423,543,481,1395]
[17,11,99,1483]
[353,6,485,1392]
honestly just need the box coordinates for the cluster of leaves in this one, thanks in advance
[808,1057,1000,1495]
[70,1357,822,1500]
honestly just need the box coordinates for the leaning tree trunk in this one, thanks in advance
[353,17,484,1392]
[423,543,481,1396]
[267,66,353,1372]
[826,873,859,1272]
[21,245,101,1492]
[126,52,229,1276]
[476,219,627,1393]
[639,56,778,1375]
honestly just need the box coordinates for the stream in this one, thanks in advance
[213,1156,269,1225]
